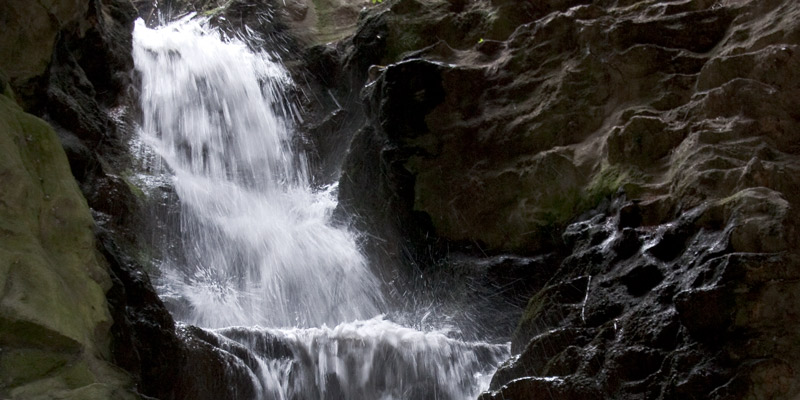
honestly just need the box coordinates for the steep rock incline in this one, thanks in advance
[0,83,138,400]
[1,0,272,398]
[345,0,800,255]
[333,0,800,398]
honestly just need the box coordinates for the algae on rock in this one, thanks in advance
[0,86,137,400]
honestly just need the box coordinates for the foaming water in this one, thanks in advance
[132,15,508,399]
[133,16,382,328]
[210,316,509,400]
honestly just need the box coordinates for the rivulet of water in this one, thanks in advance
[132,15,508,400]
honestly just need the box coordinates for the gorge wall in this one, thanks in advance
[1,1,271,398]
[1,0,799,399]
[0,0,143,398]
[0,73,138,400]
[324,0,800,398]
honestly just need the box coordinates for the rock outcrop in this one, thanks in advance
[327,0,800,398]
[0,79,138,400]
[0,0,89,103]
[1,0,271,398]
[3,0,799,397]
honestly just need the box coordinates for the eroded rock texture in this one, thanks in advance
[0,79,138,400]
[0,0,146,245]
[331,0,800,398]
[0,0,270,398]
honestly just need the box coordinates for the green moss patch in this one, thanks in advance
[0,86,137,399]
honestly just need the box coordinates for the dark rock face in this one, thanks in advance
[2,0,154,398]
[99,231,183,398]
[341,0,800,253]
[102,228,265,400]
[332,0,800,398]
[2,0,146,245]
[2,0,272,398]
[47,0,146,243]
[0,79,139,400]
[495,196,800,399]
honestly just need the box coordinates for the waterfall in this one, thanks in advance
[133,16,381,329]
[132,15,508,400]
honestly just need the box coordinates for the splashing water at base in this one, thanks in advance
[207,316,509,400]
[132,16,508,399]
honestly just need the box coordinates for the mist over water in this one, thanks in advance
[132,15,508,399]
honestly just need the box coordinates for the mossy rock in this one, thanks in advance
[0,87,138,399]
[409,146,638,253]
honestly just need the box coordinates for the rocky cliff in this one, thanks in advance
[0,69,139,400]
[321,0,800,398]
[0,0,269,398]
[2,0,799,398]
[0,0,146,398]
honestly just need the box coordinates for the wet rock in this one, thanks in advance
[5,0,145,244]
[612,8,734,53]
[0,84,138,400]
[483,254,559,304]
[0,0,88,103]
[377,59,446,140]
[674,286,732,344]
[480,375,602,400]
[621,263,664,297]
[511,275,589,351]
[334,0,800,396]
[99,231,182,399]
[724,188,792,253]
[618,202,642,229]
[611,227,642,260]
[607,345,665,382]
[339,0,800,258]
[170,326,262,400]
[581,296,624,328]
[647,219,700,263]
[491,327,591,389]
[607,116,686,167]
[47,42,109,143]
[489,194,799,399]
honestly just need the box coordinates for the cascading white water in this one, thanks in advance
[211,316,507,400]
[133,16,382,328]
[132,15,508,400]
